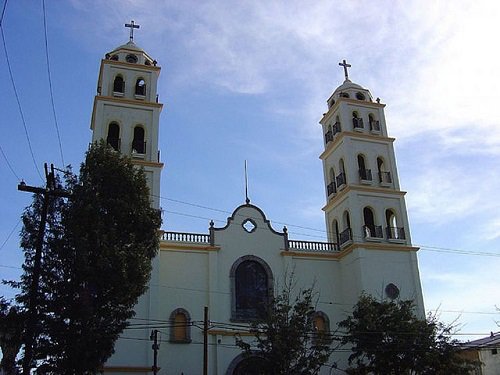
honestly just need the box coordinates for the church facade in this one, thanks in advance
[90,30,424,374]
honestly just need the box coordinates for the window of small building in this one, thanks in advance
[110,54,119,61]
[169,308,191,343]
[340,92,349,98]
[312,311,331,344]
[356,92,366,100]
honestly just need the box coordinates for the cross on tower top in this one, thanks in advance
[125,20,140,42]
[339,59,351,81]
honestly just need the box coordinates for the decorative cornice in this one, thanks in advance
[319,132,395,160]
[101,366,154,372]
[102,58,161,72]
[94,95,163,109]
[159,242,220,252]
[322,185,406,212]
[131,159,164,168]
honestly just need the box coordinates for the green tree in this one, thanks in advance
[338,294,477,375]
[236,279,336,374]
[0,297,24,374]
[16,142,161,373]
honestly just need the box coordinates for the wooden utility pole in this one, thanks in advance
[18,163,71,375]
[203,306,209,375]
[150,329,159,375]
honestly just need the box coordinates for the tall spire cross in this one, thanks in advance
[339,59,351,81]
[125,20,140,42]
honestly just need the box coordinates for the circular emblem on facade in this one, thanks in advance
[126,54,138,63]
[242,219,256,233]
[385,283,400,300]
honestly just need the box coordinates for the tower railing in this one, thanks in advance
[386,226,406,240]
[327,181,336,196]
[379,171,392,184]
[352,118,364,129]
[339,228,352,245]
[336,172,346,187]
[359,168,372,181]
[363,225,383,238]
[325,131,333,144]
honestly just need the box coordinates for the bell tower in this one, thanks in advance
[320,60,424,310]
[90,21,163,209]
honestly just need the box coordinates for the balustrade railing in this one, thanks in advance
[386,226,405,240]
[161,231,210,243]
[288,240,339,252]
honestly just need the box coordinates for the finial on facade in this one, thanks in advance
[376,97,381,104]
[339,59,351,81]
[209,220,214,228]
[283,226,288,234]
[125,20,140,42]
[244,160,250,204]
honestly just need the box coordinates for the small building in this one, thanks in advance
[461,332,500,375]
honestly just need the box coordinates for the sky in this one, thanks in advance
[1,0,499,342]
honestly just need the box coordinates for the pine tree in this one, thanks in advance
[16,142,161,373]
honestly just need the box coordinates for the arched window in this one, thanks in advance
[363,207,381,238]
[132,126,145,154]
[110,54,119,61]
[352,111,363,129]
[336,159,347,187]
[227,354,268,375]
[169,308,191,343]
[377,157,392,184]
[106,122,120,151]
[357,154,371,181]
[327,167,336,196]
[339,211,352,245]
[135,78,146,96]
[385,209,405,240]
[333,115,342,136]
[230,256,273,321]
[369,113,380,132]
[340,92,349,98]
[332,219,340,245]
[312,311,331,344]
[113,75,124,93]
[355,92,366,100]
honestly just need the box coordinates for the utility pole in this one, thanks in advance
[203,306,208,375]
[150,329,159,375]
[18,163,71,375]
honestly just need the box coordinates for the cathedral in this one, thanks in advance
[90,26,424,374]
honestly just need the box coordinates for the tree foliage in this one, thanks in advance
[338,294,477,375]
[16,142,161,373]
[236,279,336,375]
[0,297,24,374]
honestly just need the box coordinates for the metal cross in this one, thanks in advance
[339,59,351,80]
[125,20,140,42]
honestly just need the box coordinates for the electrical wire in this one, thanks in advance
[0,25,43,181]
[0,218,21,252]
[0,143,20,180]
[41,0,64,166]
[0,0,7,27]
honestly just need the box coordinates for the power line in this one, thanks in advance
[0,143,20,180]
[41,0,64,166]
[0,0,7,27]
[0,25,43,181]
[0,218,21,252]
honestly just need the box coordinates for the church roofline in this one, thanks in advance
[213,203,285,236]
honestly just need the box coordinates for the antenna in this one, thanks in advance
[245,160,250,204]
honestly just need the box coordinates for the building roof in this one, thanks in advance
[461,332,500,350]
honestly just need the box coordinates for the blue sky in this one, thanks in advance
[1,0,499,341]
